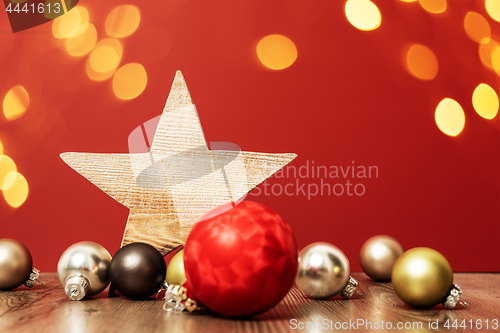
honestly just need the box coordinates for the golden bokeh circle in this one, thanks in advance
[472,83,499,120]
[435,98,465,136]
[65,23,97,57]
[406,44,439,81]
[105,5,141,38]
[464,12,491,44]
[3,171,29,208]
[112,63,148,100]
[418,0,447,14]
[256,34,298,70]
[88,38,123,74]
[345,0,382,31]
[3,85,30,121]
[0,155,17,190]
[52,6,89,39]
[485,0,500,22]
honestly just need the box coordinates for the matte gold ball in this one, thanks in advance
[166,249,186,286]
[0,238,33,290]
[392,247,453,308]
[359,235,404,281]
[296,242,350,299]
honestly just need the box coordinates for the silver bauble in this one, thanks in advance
[296,242,351,299]
[57,241,112,300]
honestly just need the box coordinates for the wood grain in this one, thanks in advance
[60,70,297,256]
[0,273,498,333]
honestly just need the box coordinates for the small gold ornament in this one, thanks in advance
[359,235,404,281]
[0,238,43,290]
[392,247,465,309]
[166,249,186,286]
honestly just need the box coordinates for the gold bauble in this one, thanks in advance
[166,249,186,285]
[0,238,33,290]
[359,235,404,281]
[392,247,453,308]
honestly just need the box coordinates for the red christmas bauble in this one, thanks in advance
[183,201,298,317]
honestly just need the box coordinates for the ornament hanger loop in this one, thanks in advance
[156,281,170,300]
[24,268,45,288]
[162,284,186,313]
[443,284,467,310]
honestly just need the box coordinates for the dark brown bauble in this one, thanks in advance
[109,242,166,299]
[0,238,33,290]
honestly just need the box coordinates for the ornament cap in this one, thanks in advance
[443,284,466,309]
[340,276,358,299]
[161,283,202,313]
[65,275,90,301]
[24,267,44,288]
[163,284,186,313]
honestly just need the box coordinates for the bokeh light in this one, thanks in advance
[464,12,491,44]
[256,34,298,70]
[418,0,447,14]
[406,44,438,80]
[478,37,499,70]
[85,61,116,82]
[65,23,97,57]
[89,38,123,73]
[345,0,382,31]
[105,5,141,38]
[0,140,3,156]
[3,172,29,208]
[3,85,30,120]
[491,46,500,75]
[112,63,148,100]
[400,0,417,2]
[472,83,499,120]
[485,0,500,22]
[435,98,465,136]
[52,6,89,39]
[0,155,17,190]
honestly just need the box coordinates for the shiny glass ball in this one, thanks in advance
[296,242,350,299]
[57,241,112,300]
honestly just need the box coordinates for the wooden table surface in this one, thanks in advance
[0,273,498,333]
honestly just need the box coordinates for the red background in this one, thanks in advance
[1,0,499,272]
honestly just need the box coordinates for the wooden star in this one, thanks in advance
[61,71,297,256]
